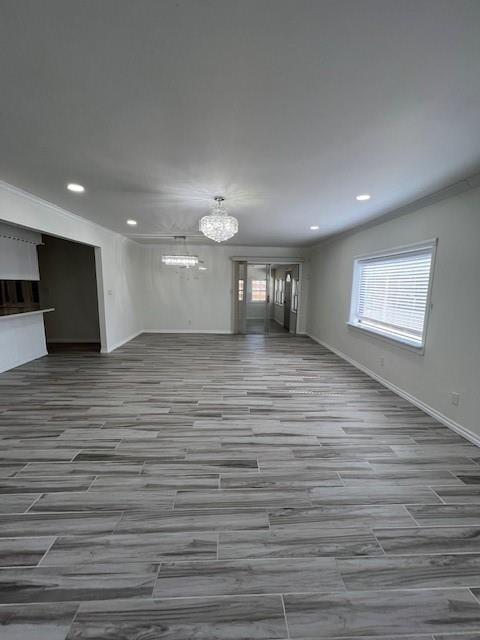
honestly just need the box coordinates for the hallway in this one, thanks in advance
[246,318,289,334]
[1,333,480,638]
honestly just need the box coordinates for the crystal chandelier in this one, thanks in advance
[199,196,238,243]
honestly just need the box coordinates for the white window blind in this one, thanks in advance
[251,280,267,302]
[350,243,435,347]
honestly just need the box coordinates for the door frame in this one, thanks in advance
[233,260,248,334]
[283,270,292,331]
[230,256,305,335]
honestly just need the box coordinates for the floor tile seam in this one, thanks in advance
[35,535,58,567]
[23,494,43,514]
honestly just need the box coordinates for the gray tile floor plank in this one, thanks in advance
[41,532,218,565]
[0,562,158,603]
[115,508,269,534]
[375,525,480,554]
[309,485,441,505]
[220,470,342,489]
[268,504,417,529]
[175,488,312,509]
[0,512,122,538]
[30,490,175,512]
[0,537,55,567]
[433,486,480,503]
[0,602,78,640]
[219,527,383,559]
[0,476,95,494]
[406,504,480,526]
[90,475,219,491]
[154,557,344,597]
[338,553,480,590]
[66,595,287,640]
[338,470,462,486]
[0,494,41,514]
[284,589,480,638]
[17,462,143,476]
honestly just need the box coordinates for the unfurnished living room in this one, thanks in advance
[1,1,480,638]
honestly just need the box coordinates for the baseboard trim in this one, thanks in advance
[47,339,100,344]
[306,332,480,448]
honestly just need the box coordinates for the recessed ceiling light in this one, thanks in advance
[67,183,85,193]
[310,225,319,230]
[126,219,137,226]
[356,194,371,201]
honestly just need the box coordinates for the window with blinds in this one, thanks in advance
[349,242,436,348]
[274,278,284,305]
[251,280,267,302]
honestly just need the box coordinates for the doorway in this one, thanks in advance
[234,261,301,335]
[37,235,101,352]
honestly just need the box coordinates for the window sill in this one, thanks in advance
[346,321,425,354]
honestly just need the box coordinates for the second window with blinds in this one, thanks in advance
[349,240,437,350]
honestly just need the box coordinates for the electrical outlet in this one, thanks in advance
[451,392,460,407]
[380,356,385,367]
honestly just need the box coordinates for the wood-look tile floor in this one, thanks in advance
[1,333,480,639]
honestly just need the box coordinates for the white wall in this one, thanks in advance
[307,186,480,440]
[0,182,144,354]
[38,235,100,343]
[142,244,308,333]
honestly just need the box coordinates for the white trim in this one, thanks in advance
[306,332,480,448]
[0,180,125,242]
[352,238,437,262]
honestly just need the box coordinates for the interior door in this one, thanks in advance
[283,271,292,331]
[234,261,247,334]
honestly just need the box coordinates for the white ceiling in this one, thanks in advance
[1,0,480,246]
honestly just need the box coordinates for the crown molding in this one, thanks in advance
[312,170,480,248]
[0,180,129,241]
